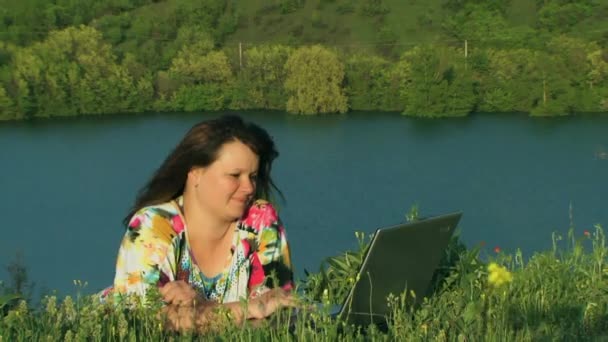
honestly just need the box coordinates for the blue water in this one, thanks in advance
[0,111,607,297]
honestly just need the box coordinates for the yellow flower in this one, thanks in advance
[487,262,513,287]
[322,289,330,305]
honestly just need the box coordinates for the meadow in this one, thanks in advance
[1,224,606,341]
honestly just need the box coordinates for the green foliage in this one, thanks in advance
[170,84,227,112]
[476,48,539,113]
[166,48,234,111]
[336,1,356,14]
[0,0,155,45]
[443,4,508,44]
[279,0,305,14]
[444,0,512,14]
[303,231,371,305]
[0,86,15,120]
[537,1,594,33]
[284,45,348,114]
[231,44,293,110]
[359,0,390,17]
[172,0,234,45]
[11,25,149,117]
[344,54,403,111]
[0,0,607,119]
[0,252,33,316]
[3,224,606,340]
[92,13,131,46]
[399,46,476,117]
[541,36,605,113]
[169,49,230,84]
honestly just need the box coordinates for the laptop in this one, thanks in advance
[278,212,462,330]
[335,211,463,328]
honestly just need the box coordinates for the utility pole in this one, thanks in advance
[464,39,468,70]
[239,42,243,70]
[543,79,547,106]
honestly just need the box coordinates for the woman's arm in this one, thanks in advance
[244,200,295,295]
[162,287,296,332]
[113,207,180,301]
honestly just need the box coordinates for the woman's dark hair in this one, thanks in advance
[123,115,281,226]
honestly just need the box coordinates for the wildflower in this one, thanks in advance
[494,246,501,253]
[437,329,447,342]
[487,262,513,287]
[45,296,57,316]
[64,330,73,342]
[584,230,591,238]
[322,289,330,305]
[62,296,77,322]
[420,323,428,334]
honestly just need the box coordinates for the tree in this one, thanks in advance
[344,54,403,111]
[168,47,234,111]
[587,49,608,111]
[284,45,347,114]
[475,47,581,115]
[231,44,293,110]
[537,1,593,33]
[477,48,537,113]
[0,86,15,120]
[542,36,604,113]
[399,45,476,117]
[12,25,142,117]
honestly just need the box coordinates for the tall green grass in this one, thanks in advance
[1,225,607,341]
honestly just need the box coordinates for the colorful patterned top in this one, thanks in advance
[109,196,293,303]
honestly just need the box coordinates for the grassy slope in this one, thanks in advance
[507,0,538,27]
[228,0,448,48]
[87,0,606,56]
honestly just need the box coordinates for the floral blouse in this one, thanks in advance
[109,197,293,303]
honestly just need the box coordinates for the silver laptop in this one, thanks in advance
[336,212,463,327]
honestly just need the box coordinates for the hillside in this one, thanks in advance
[2,0,607,53]
[0,0,607,119]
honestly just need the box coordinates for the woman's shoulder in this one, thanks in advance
[240,199,282,232]
[126,200,185,237]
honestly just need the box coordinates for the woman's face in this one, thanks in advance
[191,140,260,221]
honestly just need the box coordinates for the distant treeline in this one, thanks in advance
[0,0,607,119]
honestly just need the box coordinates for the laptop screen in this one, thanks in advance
[339,212,462,327]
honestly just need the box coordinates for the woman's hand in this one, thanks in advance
[160,280,199,306]
[246,288,297,320]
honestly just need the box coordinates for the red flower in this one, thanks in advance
[248,253,265,289]
[479,241,486,247]
[282,282,294,292]
[583,230,591,238]
[241,239,251,257]
[128,215,142,229]
[242,202,278,231]
[494,246,501,253]
[171,215,185,234]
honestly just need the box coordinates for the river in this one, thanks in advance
[1,111,606,297]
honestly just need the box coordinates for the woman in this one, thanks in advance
[108,115,296,331]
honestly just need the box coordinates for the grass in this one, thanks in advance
[1,223,607,341]
[228,0,448,48]
[506,0,538,27]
